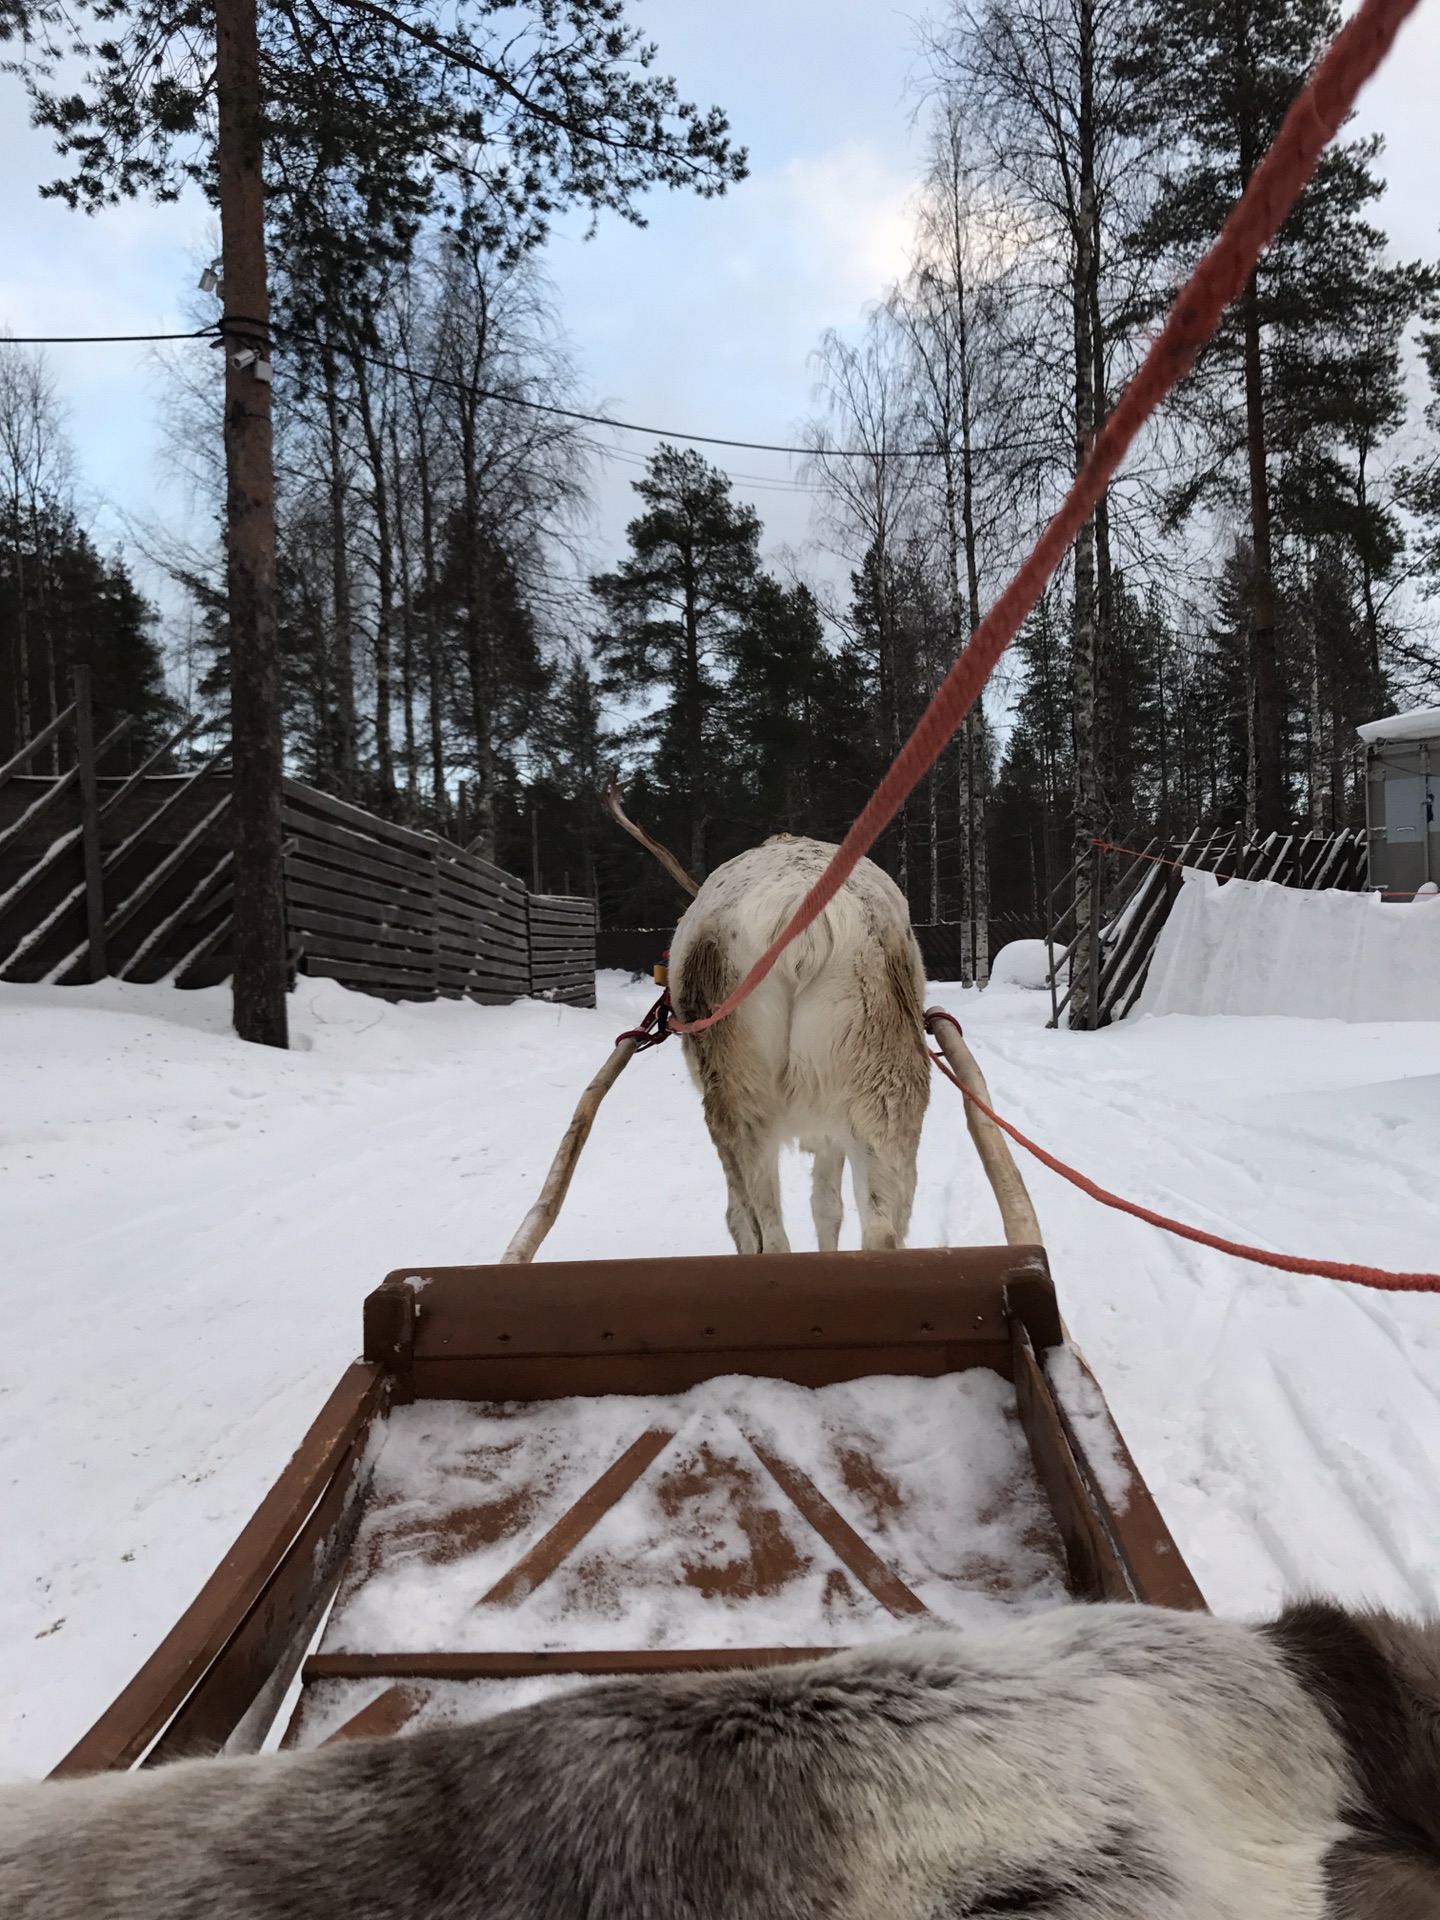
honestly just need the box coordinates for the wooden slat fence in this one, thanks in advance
[435,844,530,1004]
[529,894,598,1006]
[0,731,594,1007]
[282,784,439,1002]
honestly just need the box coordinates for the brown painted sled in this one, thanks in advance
[49,1243,1202,1777]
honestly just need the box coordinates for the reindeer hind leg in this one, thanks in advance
[853,1138,916,1252]
[808,1137,845,1252]
[714,1137,763,1255]
[721,1127,789,1254]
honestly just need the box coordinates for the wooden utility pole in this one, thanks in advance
[215,0,288,1047]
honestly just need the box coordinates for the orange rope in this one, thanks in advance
[1092,839,1247,883]
[928,1049,1440,1295]
[671,0,1421,1039]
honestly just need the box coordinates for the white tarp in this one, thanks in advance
[1137,869,1440,1021]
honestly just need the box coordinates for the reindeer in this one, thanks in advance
[604,782,931,1255]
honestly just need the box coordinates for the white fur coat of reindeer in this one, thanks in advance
[667,836,930,1254]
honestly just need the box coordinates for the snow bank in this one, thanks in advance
[1137,870,1440,1021]
[987,939,1054,992]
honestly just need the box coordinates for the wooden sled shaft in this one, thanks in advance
[926,1008,1044,1249]
[500,1036,640,1264]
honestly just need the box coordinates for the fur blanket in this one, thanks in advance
[2,1601,1438,1919]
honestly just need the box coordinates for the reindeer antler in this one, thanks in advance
[602,777,700,899]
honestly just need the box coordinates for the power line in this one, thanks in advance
[302,334,950,458]
[1,327,220,344]
[2,318,1049,462]
[294,333,1053,462]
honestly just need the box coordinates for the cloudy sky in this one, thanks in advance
[1,0,1438,613]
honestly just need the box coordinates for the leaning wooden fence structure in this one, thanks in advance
[1046,825,1370,1031]
[0,678,596,1008]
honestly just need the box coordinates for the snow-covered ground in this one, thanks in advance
[3,967,1440,1777]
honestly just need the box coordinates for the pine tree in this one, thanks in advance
[716,578,875,859]
[591,447,763,881]
[0,343,175,766]
[1121,0,1425,831]
[1397,295,1440,704]
[0,509,177,764]
[990,588,1072,918]
[521,656,606,898]
[435,511,550,861]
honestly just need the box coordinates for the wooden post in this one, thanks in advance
[216,0,287,1049]
[1086,840,1103,1031]
[72,666,107,983]
[531,807,541,894]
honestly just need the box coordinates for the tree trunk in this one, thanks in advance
[350,345,394,801]
[409,385,446,818]
[968,709,990,986]
[1306,555,1325,832]
[32,502,59,772]
[683,549,706,880]
[458,405,496,862]
[1242,270,1284,833]
[216,0,287,1048]
[1355,442,1383,696]
[956,727,973,985]
[10,496,30,748]
[957,280,989,990]
[390,413,417,801]
[309,568,331,782]
[1155,622,1170,838]
[1308,642,1325,833]
[928,770,940,924]
[320,342,358,796]
[1068,0,1102,1031]
[1090,189,1114,828]
[875,543,906,902]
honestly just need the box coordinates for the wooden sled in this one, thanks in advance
[51,1243,1203,1776]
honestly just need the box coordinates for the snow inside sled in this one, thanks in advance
[51,1246,1203,1774]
